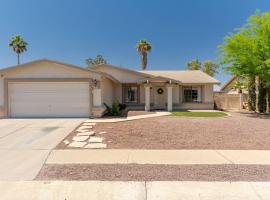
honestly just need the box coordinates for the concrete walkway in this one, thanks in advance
[47,149,270,165]
[84,112,171,123]
[0,181,269,200]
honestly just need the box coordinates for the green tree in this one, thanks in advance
[187,59,218,77]
[86,54,107,68]
[136,39,152,70]
[202,60,219,77]
[233,79,245,93]
[9,35,28,65]
[187,59,201,70]
[219,11,270,113]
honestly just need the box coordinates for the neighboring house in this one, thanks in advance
[220,76,248,94]
[214,76,248,110]
[0,59,220,118]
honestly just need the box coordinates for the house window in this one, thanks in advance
[123,85,139,103]
[183,86,201,103]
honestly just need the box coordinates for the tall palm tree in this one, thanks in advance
[136,39,152,70]
[9,35,28,65]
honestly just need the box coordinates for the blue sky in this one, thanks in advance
[0,0,270,85]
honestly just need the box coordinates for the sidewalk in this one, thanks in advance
[0,181,269,200]
[84,112,171,123]
[46,149,270,165]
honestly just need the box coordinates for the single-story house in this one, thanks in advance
[214,76,248,110]
[0,59,220,118]
[220,76,248,94]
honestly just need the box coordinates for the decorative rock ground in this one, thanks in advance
[98,131,106,135]
[88,137,103,143]
[72,136,89,142]
[68,141,87,148]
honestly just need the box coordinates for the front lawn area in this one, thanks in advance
[170,111,227,117]
[58,112,270,150]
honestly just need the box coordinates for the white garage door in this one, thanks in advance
[9,82,90,118]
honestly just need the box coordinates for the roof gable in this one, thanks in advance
[0,59,119,83]
[91,64,154,78]
[91,64,153,83]
[0,59,91,73]
[221,76,237,91]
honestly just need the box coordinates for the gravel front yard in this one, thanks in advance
[36,164,270,181]
[58,112,270,149]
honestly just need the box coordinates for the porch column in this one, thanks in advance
[166,85,173,112]
[144,84,151,111]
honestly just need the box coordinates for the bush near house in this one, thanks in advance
[104,101,128,117]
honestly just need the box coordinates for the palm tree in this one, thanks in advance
[85,54,107,68]
[9,35,28,65]
[187,59,201,70]
[136,39,152,70]
[202,60,219,77]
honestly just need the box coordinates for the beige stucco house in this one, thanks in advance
[220,76,248,94]
[0,59,220,118]
[214,76,249,110]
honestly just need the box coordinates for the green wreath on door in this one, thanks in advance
[157,88,164,94]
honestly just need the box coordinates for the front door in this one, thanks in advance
[154,86,166,110]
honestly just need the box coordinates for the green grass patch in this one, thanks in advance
[170,111,227,117]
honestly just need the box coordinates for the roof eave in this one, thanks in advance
[0,58,120,83]
[92,64,156,78]
[181,82,221,85]
[221,76,236,91]
[137,76,181,84]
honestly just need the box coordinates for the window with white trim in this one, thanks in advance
[123,85,139,103]
[183,86,201,103]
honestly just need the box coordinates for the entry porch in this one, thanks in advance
[119,78,214,112]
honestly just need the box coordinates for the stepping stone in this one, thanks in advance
[77,131,95,136]
[98,131,106,135]
[63,139,70,145]
[78,126,92,130]
[88,137,103,143]
[83,123,96,126]
[84,143,107,149]
[68,141,87,148]
[76,128,92,132]
[75,129,89,133]
[84,122,96,126]
[72,136,89,142]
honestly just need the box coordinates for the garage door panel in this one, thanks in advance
[10,94,90,102]
[9,82,90,118]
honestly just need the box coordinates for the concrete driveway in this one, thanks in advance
[0,118,84,180]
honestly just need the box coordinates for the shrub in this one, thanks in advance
[104,101,128,117]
